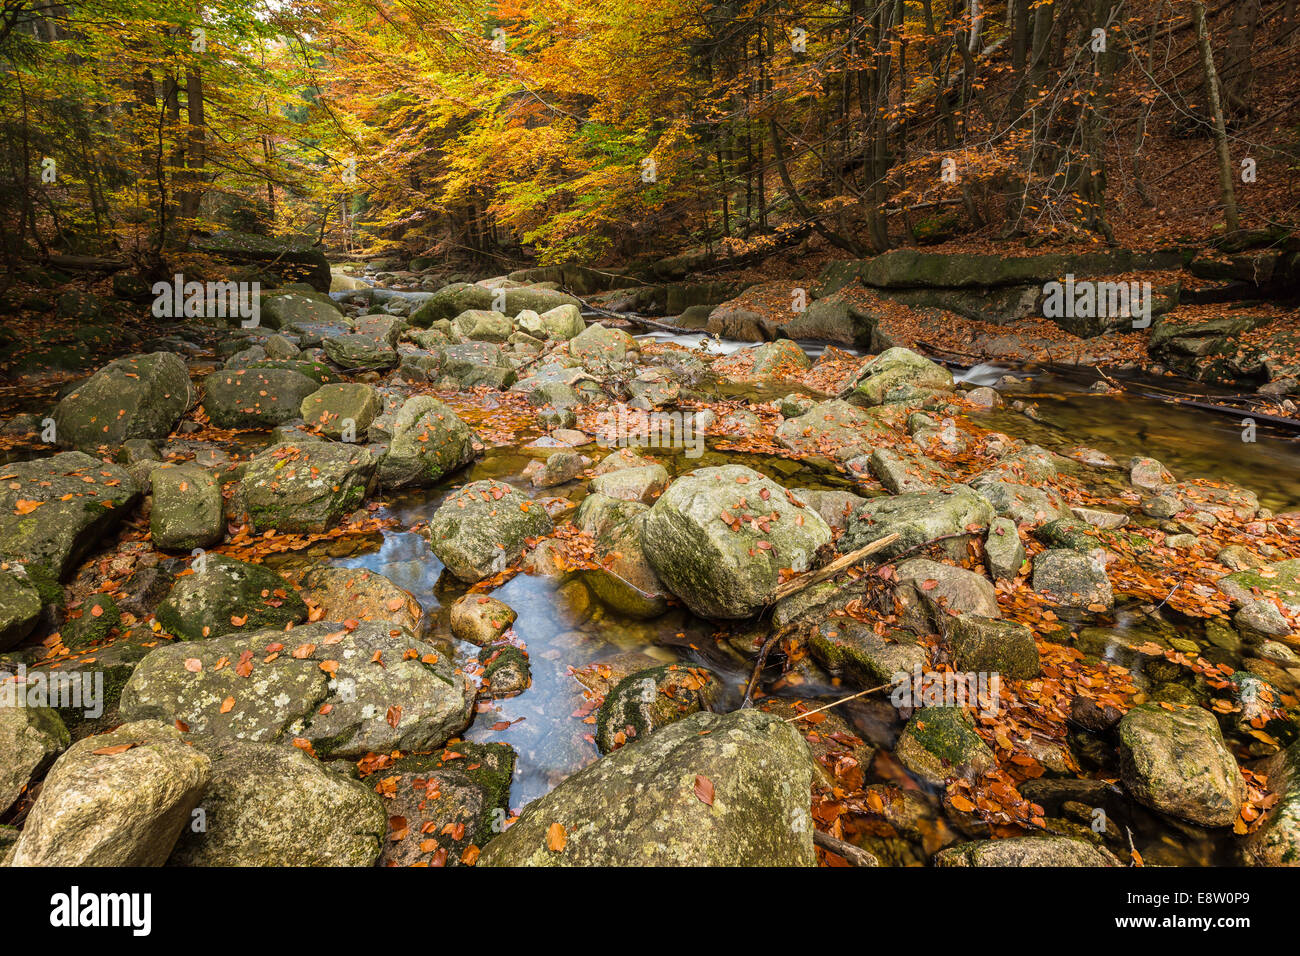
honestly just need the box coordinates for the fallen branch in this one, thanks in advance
[782,681,898,723]
[814,829,881,867]
[769,534,901,604]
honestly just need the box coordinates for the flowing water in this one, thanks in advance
[243,349,1300,865]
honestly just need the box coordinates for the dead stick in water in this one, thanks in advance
[781,681,897,722]
[813,829,881,867]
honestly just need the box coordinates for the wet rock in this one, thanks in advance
[934,836,1119,867]
[775,399,892,461]
[478,708,815,866]
[1117,703,1243,827]
[964,386,1002,408]
[1217,545,1268,572]
[526,451,588,489]
[595,664,720,754]
[588,463,669,503]
[1071,506,1129,530]
[453,308,512,343]
[62,592,120,649]
[944,614,1040,679]
[1130,455,1174,490]
[478,644,531,697]
[449,594,517,646]
[1234,599,1291,638]
[120,621,474,759]
[169,737,385,866]
[643,464,832,620]
[969,477,1071,524]
[10,719,209,866]
[300,382,381,439]
[0,705,70,815]
[1068,695,1124,733]
[1240,740,1300,866]
[1032,548,1114,610]
[155,555,306,641]
[52,352,194,453]
[0,452,139,593]
[867,447,946,494]
[377,742,515,867]
[569,323,635,367]
[838,347,953,407]
[149,463,224,551]
[0,572,43,651]
[895,706,995,786]
[438,342,516,389]
[203,366,321,428]
[375,396,478,490]
[841,485,994,561]
[299,566,422,632]
[234,441,375,532]
[1219,559,1300,615]
[592,448,657,474]
[425,480,554,583]
[584,511,670,619]
[573,492,648,539]
[983,518,1025,581]
[791,489,866,533]
[893,558,1000,628]
[808,620,926,687]
[1034,517,1101,552]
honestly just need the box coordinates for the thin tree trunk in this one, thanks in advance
[1192,0,1241,233]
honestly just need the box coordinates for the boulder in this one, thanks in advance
[1117,703,1243,828]
[478,709,815,866]
[1032,548,1114,610]
[569,323,635,367]
[410,283,581,325]
[841,485,993,560]
[376,742,515,867]
[1241,740,1300,866]
[10,719,210,866]
[449,594,517,646]
[944,614,1040,679]
[155,555,306,642]
[588,463,670,504]
[0,571,43,651]
[643,465,832,619]
[203,367,321,428]
[300,383,381,439]
[935,836,1118,867]
[895,706,996,785]
[425,480,554,583]
[808,620,927,687]
[168,738,385,866]
[893,558,1001,626]
[234,441,375,533]
[775,400,892,461]
[298,566,422,632]
[595,664,720,754]
[452,308,513,343]
[584,511,670,619]
[52,352,194,452]
[120,621,474,758]
[149,463,224,551]
[0,705,70,815]
[375,396,478,489]
[838,347,953,407]
[0,452,139,593]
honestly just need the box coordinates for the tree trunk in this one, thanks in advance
[1192,0,1241,233]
